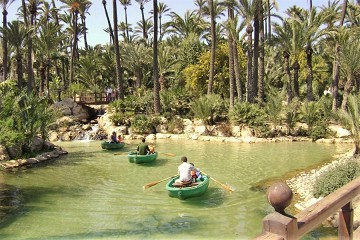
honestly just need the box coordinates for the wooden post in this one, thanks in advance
[338,202,353,240]
[262,212,298,240]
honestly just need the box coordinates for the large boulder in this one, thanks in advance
[53,98,95,122]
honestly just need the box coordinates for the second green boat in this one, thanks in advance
[128,151,158,164]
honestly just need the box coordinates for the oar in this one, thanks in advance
[114,149,137,155]
[202,171,234,192]
[159,152,176,157]
[143,175,178,189]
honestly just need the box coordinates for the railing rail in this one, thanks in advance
[74,93,109,104]
[254,177,360,240]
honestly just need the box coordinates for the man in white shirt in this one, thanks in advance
[176,156,195,183]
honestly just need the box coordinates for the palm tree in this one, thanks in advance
[338,94,360,155]
[153,0,160,113]
[134,17,153,41]
[60,0,82,86]
[235,0,258,103]
[113,0,124,100]
[158,44,178,91]
[135,0,150,39]
[273,19,297,104]
[121,42,152,88]
[1,21,31,89]
[119,0,131,41]
[34,22,64,98]
[227,7,235,109]
[102,0,114,43]
[164,10,206,39]
[338,33,360,110]
[78,0,92,50]
[331,0,347,111]
[149,2,170,40]
[258,0,265,103]
[207,0,216,95]
[0,0,15,82]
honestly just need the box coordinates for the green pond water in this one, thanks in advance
[0,139,353,240]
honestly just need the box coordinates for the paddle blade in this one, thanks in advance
[220,183,235,192]
[143,181,161,189]
[113,152,127,155]
[161,152,176,157]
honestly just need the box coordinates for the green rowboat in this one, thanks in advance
[101,141,125,150]
[128,151,158,164]
[165,175,210,200]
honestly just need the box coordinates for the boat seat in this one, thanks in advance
[172,182,199,188]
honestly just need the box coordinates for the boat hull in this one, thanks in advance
[128,151,158,164]
[101,141,125,150]
[165,175,210,199]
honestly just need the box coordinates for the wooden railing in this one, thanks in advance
[74,93,109,104]
[254,177,360,240]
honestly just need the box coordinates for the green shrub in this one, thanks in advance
[309,125,328,141]
[167,118,184,133]
[130,115,161,134]
[229,102,267,128]
[313,161,360,198]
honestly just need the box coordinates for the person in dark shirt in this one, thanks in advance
[110,131,117,143]
[137,138,150,155]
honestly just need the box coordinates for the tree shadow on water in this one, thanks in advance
[0,183,85,230]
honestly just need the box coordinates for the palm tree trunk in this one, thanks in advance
[306,45,314,101]
[140,4,148,39]
[332,0,347,111]
[207,0,216,95]
[124,6,129,41]
[258,1,265,104]
[22,0,34,93]
[113,0,124,100]
[341,76,353,110]
[81,16,89,50]
[2,8,8,82]
[293,61,300,98]
[16,52,23,89]
[252,3,260,103]
[102,0,115,43]
[69,11,78,85]
[284,51,292,104]
[246,25,253,102]
[153,0,161,113]
[228,8,235,109]
[267,0,271,39]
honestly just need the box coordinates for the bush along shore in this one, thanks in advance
[286,149,360,229]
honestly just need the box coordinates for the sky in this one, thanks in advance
[7,0,329,47]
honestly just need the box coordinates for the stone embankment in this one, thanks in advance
[0,144,68,170]
[286,149,360,228]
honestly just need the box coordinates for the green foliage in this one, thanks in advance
[300,101,320,131]
[183,43,246,96]
[0,91,55,152]
[167,117,184,134]
[337,94,360,152]
[131,115,161,134]
[65,83,87,99]
[314,161,360,197]
[190,94,225,125]
[264,92,284,127]
[160,88,192,118]
[229,102,267,128]
[283,99,300,135]
[309,125,329,141]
